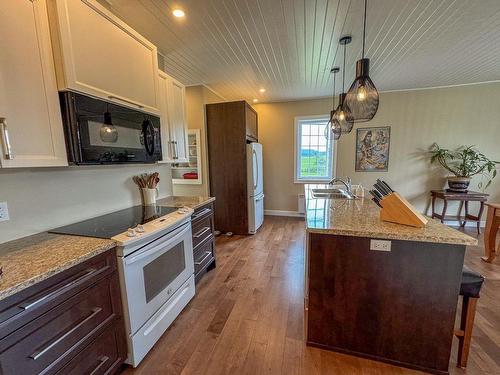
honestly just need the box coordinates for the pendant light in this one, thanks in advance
[332,36,354,134]
[100,104,118,143]
[346,0,379,122]
[325,67,342,140]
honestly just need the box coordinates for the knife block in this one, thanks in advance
[379,192,428,228]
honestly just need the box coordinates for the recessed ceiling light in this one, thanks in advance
[253,99,258,103]
[172,9,185,18]
[259,88,266,93]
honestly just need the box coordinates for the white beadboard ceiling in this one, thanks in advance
[108,0,500,102]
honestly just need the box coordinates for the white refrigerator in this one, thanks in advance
[247,142,264,234]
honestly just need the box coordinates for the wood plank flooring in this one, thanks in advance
[123,216,500,375]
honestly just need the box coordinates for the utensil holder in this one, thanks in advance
[379,192,428,228]
[141,188,158,206]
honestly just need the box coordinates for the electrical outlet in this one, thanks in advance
[0,202,9,222]
[370,239,391,252]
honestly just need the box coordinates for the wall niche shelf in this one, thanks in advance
[172,129,202,185]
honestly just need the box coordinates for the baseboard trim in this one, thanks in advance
[265,210,305,218]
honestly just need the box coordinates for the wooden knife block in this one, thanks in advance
[379,192,428,228]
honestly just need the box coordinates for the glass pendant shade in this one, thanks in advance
[332,93,354,133]
[346,58,379,122]
[100,111,118,143]
[325,110,342,140]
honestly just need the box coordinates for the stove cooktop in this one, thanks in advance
[49,205,179,239]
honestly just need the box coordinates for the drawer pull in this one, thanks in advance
[29,307,102,360]
[193,227,211,239]
[89,356,110,375]
[195,251,212,266]
[19,268,100,310]
[191,208,212,221]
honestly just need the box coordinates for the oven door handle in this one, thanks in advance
[125,222,191,265]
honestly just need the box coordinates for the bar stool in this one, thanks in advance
[454,266,484,368]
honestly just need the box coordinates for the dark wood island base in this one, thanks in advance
[306,233,466,375]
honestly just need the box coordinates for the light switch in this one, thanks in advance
[0,202,9,222]
[370,239,391,252]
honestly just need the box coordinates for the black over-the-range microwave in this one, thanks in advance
[59,91,162,165]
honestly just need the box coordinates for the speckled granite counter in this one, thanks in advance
[0,233,115,301]
[157,195,215,210]
[305,184,476,245]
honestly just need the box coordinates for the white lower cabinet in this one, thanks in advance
[158,71,189,163]
[0,0,68,168]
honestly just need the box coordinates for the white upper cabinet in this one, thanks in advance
[47,0,160,114]
[157,71,189,163]
[0,0,68,168]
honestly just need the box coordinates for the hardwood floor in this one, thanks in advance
[123,216,499,375]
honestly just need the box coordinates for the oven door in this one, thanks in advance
[120,222,193,334]
[61,92,162,164]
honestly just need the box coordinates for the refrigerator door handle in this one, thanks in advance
[253,149,258,191]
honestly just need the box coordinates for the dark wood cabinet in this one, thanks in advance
[206,101,258,235]
[306,233,465,375]
[191,202,216,283]
[0,249,126,375]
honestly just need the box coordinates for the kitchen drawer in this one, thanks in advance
[192,215,214,250]
[194,238,215,279]
[0,251,115,340]
[56,321,123,375]
[0,273,118,375]
[191,204,214,225]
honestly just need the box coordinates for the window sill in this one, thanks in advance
[294,180,331,184]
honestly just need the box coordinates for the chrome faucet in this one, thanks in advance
[328,177,354,198]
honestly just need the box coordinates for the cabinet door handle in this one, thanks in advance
[172,140,178,159]
[29,307,102,360]
[18,267,102,310]
[89,356,110,375]
[193,227,211,239]
[195,251,212,266]
[0,118,13,160]
[108,95,144,109]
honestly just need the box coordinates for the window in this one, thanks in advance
[294,116,335,182]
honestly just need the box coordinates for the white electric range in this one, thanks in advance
[51,205,195,366]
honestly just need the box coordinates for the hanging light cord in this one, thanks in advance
[342,43,346,92]
[332,72,336,108]
[362,0,367,58]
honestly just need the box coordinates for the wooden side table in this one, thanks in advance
[431,190,489,234]
[482,203,500,263]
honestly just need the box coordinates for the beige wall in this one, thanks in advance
[173,85,225,197]
[0,164,172,243]
[254,83,500,215]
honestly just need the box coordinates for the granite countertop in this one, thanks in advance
[0,233,115,301]
[0,195,215,301]
[305,184,477,246]
[157,195,215,210]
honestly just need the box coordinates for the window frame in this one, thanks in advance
[293,115,337,184]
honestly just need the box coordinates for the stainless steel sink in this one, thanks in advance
[311,188,357,199]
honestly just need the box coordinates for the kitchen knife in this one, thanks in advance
[369,189,383,201]
[371,198,382,208]
[373,182,389,197]
[378,179,394,194]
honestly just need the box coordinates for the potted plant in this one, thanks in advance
[429,143,498,192]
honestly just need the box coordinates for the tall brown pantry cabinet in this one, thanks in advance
[206,101,258,235]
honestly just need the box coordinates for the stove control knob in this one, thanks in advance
[127,228,136,237]
[136,224,145,233]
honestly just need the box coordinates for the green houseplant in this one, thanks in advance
[429,143,499,192]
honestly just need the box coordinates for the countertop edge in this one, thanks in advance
[0,240,116,301]
[305,227,478,246]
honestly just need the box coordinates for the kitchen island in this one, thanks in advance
[304,185,476,375]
